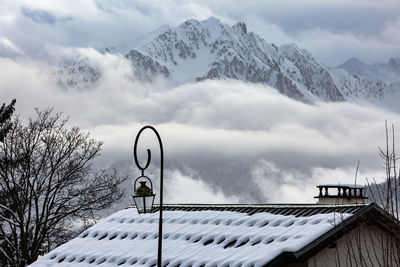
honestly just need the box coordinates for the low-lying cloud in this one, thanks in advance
[0,49,397,204]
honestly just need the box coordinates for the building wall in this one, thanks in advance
[308,224,399,267]
[317,197,366,205]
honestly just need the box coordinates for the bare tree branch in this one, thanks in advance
[0,108,128,266]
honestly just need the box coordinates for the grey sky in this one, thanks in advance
[0,0,399,66]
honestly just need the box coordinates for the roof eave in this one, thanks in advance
[267,203,400,267]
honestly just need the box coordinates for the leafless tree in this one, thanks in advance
[332,122,400,267]
[0,108,127,266]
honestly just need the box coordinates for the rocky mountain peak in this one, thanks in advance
[338,57,364,69]
[345,57,362,64]
[203,16,220,24]
[180,18,202,28]
[388,57,400,72]
[232,22,247,34]
[337,57,368,78]
[60,17,400,107]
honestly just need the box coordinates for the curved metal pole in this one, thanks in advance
[133,126,164,267]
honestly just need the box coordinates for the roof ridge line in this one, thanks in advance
[141,203,371,208]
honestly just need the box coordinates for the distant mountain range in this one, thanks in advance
[58,17,400,109]
[338,57,400,83]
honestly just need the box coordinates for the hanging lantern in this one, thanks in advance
[132,176,155,214]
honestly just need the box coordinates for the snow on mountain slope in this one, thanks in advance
[60,17,400,106]
[338,57,400,83]
[278,44,344,102]
[334,57,400,109]
[57,56,101,90]
[103,17,346,102]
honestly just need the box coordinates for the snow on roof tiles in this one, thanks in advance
[30,209,350,267]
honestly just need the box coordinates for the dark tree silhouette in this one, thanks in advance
[0,108,127,266]
[0,99,16,142]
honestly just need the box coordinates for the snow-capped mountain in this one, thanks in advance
[337,57,400,83]
[60,17,400,105]
[333,57,400,107]
[106,17,345,102]
[57,56,101,90]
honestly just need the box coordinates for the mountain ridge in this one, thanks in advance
[60,17,400,108]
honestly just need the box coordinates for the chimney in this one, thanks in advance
[315,184,367,205]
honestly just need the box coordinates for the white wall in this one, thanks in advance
[308,224,399,267]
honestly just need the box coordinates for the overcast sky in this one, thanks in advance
[1,1,400,205]
[1,0,400,66]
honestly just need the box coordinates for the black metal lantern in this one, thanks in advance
[132,176,155,214]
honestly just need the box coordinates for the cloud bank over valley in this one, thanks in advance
[0,49,397,204]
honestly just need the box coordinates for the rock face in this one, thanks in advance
[335,57,400,104]
[57,57,101,90]
[338,57,400,83]
[388,58,400,72]
[125,50,170,81]
[110,17,346,102]
[61,17,400,104]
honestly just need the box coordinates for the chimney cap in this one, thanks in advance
[315,184,367,204]
[317,184,364,189]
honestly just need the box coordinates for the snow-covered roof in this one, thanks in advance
[30,208,351,267]
[155,203,366,216]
